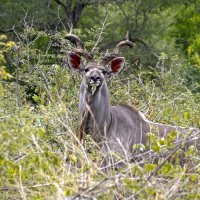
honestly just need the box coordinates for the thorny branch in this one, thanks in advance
[92,14,108,53]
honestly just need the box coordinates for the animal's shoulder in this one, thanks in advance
[114,103,140,113]
[111,103,148,121]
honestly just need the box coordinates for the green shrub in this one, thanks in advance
[0,27,200,199]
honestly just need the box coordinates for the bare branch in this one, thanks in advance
[53,0,68,10]
[92,14,108,53]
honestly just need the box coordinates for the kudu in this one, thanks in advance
[66,33,200,159]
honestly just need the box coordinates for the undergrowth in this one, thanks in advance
[0,28,200,199]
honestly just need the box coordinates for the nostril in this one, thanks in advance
[91,75,100,82]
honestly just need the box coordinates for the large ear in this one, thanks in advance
[109,57,125,75]
[67,52,82,71]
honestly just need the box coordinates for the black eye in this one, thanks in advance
[102,70,107,75]
[84,68,89,72]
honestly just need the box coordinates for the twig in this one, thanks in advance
[72,174,124,199]
[53,0,67,10]
[0,187,19,191]
[14,154,29,163]
[19,165,27,200]
[147,146,179,181]
[0,115,10,119]
[92,14,108,53]
[31,134,43,153]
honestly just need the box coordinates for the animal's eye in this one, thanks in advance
[84,68,89,72]
[102,70,107,75]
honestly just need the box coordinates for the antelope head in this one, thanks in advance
[66,33,133,95]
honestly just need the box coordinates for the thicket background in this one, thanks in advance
[0,0,200,199]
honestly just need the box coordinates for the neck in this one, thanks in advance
[79,80,111,141]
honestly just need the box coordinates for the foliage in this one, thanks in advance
[0,0,60,32]
[0,1,200,199]
[173,1,200,67]
[1,25,200,199]
[0,34,14,79]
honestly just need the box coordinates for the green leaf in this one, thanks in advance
[144,164,157,172]
[160,163,174,175]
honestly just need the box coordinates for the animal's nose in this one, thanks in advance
[91,74,100,82]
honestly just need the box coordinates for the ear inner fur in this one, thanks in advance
[110,57,124,73]
[68,52,81,69]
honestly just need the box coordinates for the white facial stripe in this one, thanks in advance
[88,68,102,73]
[90,79,100,85]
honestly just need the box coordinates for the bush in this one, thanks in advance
[0,27,200,199]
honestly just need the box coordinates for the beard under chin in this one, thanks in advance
[88,82,101,95]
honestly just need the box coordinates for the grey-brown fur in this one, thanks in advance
[79,80,199,157]
[67,33,200,159]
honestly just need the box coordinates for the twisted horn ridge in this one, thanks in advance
[66,33,93,60]
[66,33,84,49]
[113,40,133,54]
[100,32,133,65]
